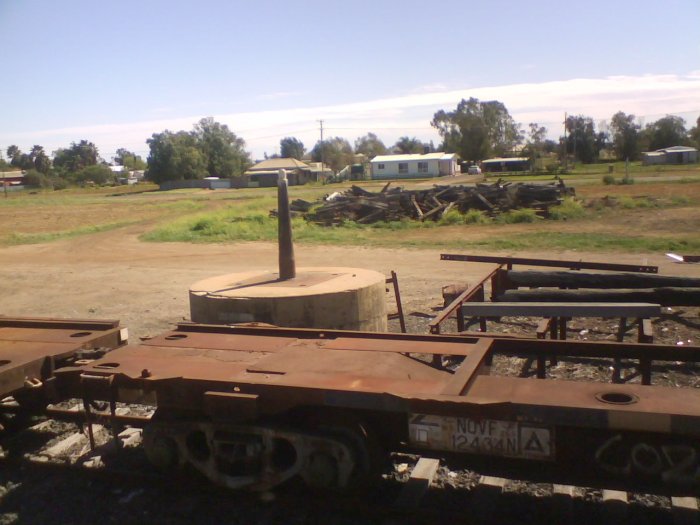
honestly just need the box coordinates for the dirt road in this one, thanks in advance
[2,224,698,339]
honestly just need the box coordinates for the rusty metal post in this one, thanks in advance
[389,271,407,333]
[277,169,296,280]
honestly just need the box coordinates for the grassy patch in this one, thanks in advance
[437,209,464,225]
[617,196,659,209]
[549,198,586,220]
[496,208,540,223]
[153,199,207,212]
[4,221,135,245]
[421,231,700,253]
[463,209,492,224]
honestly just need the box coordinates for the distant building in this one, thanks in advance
[369,153,458,180]
[242,158,315,187]
[158,179,232,191]
[641,146,698,166]
[0,170,26,191]
[481,157,530,173]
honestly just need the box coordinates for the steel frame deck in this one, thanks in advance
[0,316,126,401]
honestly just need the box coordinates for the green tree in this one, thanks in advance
[279,137,305,160]
[564,115,607,163]
[23,169,52,188]
[30,145,52,174]
[193,117,251,178]
[354,132,387,159]
[53,140,99,174]
[6,145,21,166]
[689,116,700,149]
[310,137,354,172]
[609,112,641,160]
[528,123,547,145]
[146,130,208,184]
[393,136,424,154]
[5,145,34,169]
[75,164,113,185]
[521,123,548,168]
[114,148,146,170]
[431,98,522,161]
[642,115,689,151]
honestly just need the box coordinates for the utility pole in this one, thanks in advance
[317,119,325,175]
[563,112,568,172]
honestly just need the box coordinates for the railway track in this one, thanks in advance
[2,410,698,525]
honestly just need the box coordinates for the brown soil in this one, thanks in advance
[1,224,699,341]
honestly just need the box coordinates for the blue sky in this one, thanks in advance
[1,0,699,162]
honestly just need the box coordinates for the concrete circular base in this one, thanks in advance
[189,267,388,331]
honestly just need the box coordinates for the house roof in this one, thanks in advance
[246,158,311,172]
[370,152,456,163]
[0,170,25,179]
[482,157,530,163]
[656,146,698,153]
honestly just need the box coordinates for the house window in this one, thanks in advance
[417,161,428,173]
[377,163,385,170]
[398,163,408,174]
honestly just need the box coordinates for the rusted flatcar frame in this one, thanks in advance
[429,265,503,335]
[168,322,700,359]
[0,317,126,402]
[432,263,665,343]
[440,253,659,274]
[52,324,700,493]
[178,323,700,386]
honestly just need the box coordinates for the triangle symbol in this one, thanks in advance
[524,431,544,452]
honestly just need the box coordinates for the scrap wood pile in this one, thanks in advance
[290,179,574,225]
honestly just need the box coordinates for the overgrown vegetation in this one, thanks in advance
[497,209,539,223]
[549,198,586,220]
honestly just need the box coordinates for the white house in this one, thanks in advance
[369,153,458,180]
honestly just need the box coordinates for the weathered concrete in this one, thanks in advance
[189,266,387,331]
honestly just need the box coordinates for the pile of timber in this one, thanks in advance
[495,270,700,307]
[292,180,574,226]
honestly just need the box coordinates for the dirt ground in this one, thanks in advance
[1,223,699,340]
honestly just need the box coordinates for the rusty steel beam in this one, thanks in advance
[386,271,407,333]
[429,265,503,334]
[441,253,659,273]
[159,322,700,362]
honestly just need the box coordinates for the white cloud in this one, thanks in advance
[255,91,302,101]
[2,72,698,160]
